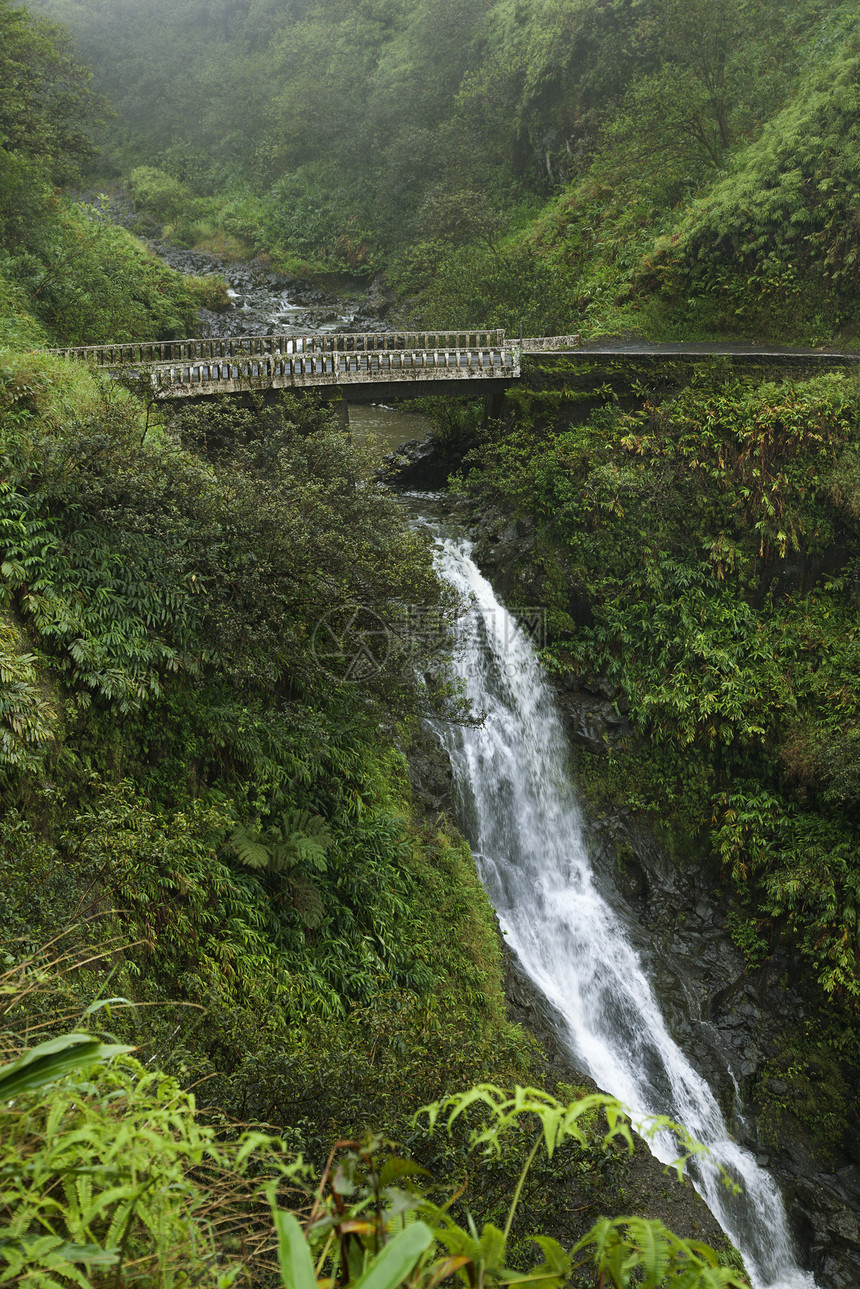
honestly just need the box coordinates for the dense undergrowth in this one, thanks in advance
[2,994,747,1288]
[0,327,525,1087]
[0,323,587,1274]
[0,44,554,1242]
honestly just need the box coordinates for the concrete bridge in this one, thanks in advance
[51,331,860,410]
[50,330,582,401]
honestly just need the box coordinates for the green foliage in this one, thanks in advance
[0,1030,133,1099]
[1,387,446,720]
[68,774,440,1019]
[267,1085,748,1289]
[230,809,333,874]
[0,1019,304,1287]
[0,0,99,180]
[0,269,45,349]
[0,0,219,347]
[0,3,203,343]
[576,1217,746,1289]
[0,0,102,273]
[259,167,379,276]
[21,0,860,339]
[127,165,202,230]
[640,23,860,337]
[6,199,215,343]
[752,1027,850,1160]
[0,1014,745,1289]
[0,611,56,771]
[604,0,786,189]
[0,336,523,1162]
[229,809,333,928]
[714,785,860,1007]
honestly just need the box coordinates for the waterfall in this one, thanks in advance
[430,533,818,1289]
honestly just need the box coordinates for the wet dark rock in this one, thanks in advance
[470,506,544,603]
[552,686,633,752]
[356,274,396,321]
[404,722,454,819]
[789,1175,860,1287]
[109,207,391,339]
[380,434,463,491]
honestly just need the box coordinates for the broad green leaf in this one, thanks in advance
[350,1221,434,1289]
[81,995,133,1018]
[270,1204,317,1289]
[0,1033,135,1100]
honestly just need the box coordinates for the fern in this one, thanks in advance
[229,810,332,874]
[287,872,326,929]
[228,827,271,870]
[228,809,333,928]
[0,616,56,769]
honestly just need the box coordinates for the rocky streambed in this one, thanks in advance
[157,242,396,339]
[95,190,397,340]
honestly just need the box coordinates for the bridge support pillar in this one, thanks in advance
[338,390,350,431]
[483,389,505,428]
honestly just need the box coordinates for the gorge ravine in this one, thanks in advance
[171,253,860,1285]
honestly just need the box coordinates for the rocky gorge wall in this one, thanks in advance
[470,497,860,1289]
[390,436,860,1288]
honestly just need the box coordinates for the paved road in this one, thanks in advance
[545,340,860,360]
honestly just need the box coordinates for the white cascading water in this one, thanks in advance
[431,534,818,1289]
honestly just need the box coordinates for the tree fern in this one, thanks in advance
[228,827,271,871]
[228,809,333,927]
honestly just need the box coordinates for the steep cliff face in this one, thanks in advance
[471,506,860,1289]
[388,408,860,1286]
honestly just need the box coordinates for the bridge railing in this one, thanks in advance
[49,330,508,367]
[141,342,517,393]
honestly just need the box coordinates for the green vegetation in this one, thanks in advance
[7,0,860,1278]
[0,0,225,344]
[0,334,524,1108]
[0,1008,746,1287]
[0,7,565,1264]
[21,0,860,341]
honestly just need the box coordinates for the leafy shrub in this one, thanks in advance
[0,1013,302,1287]
[127,165,202,229]
[642,36,860,337]
[0,612,56,772]
[260,168,378,275]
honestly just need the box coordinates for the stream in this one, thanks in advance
[157,243,379,338]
